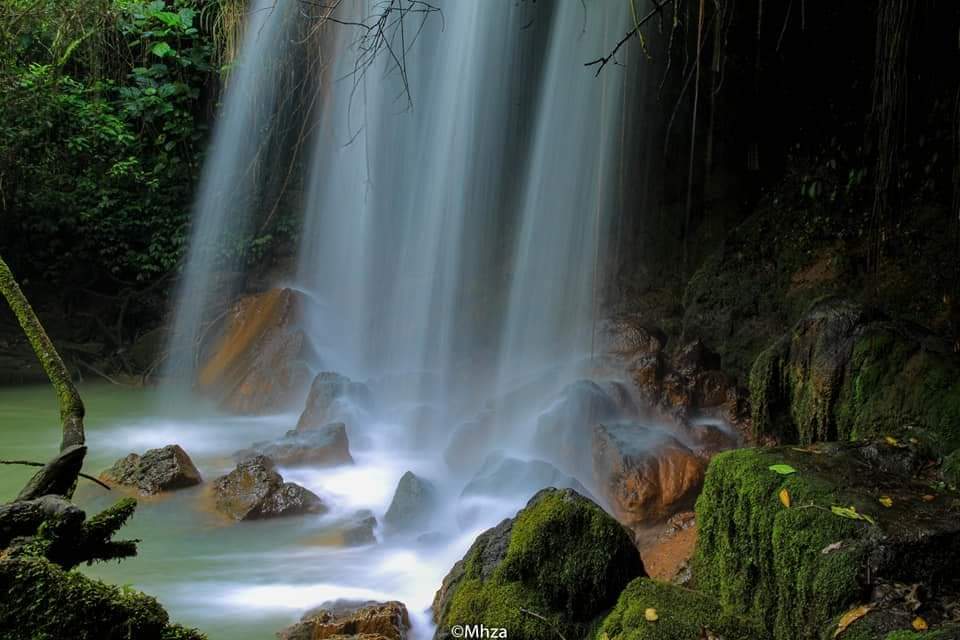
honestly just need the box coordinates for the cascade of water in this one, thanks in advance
[164,0,301,385]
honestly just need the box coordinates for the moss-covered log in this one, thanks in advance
[0,254,84,451]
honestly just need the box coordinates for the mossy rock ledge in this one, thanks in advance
[595,578,763,640]
[694,444,960,640]
[431,488,644,640]
[749,298,960,450]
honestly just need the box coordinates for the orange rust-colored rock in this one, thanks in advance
[197,288,309,414]
[278,601,410,640]
[592,422,706,531]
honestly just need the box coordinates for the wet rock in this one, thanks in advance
[592,422,706,528]
[695,443,960,639]
[383,471,436,531]
[457,452,591,527]
[533,380,623,474]
[342,510,378,546]
[277,600,410,640]
[626,353,664,404]
[693,369,734,408]
[444,413,495,474]
[672,339,721,378]
[297,372,373,431]
[99,445,201,495]
[682,421,739,458]
[213,455,326,521]
[461,452,589,500]
[432,488,644,640]
[197,288,311,415]
[236,422,353,467]
[600,319,667,358]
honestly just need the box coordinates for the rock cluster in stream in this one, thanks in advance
[235,421,354,467]
[100,444,202,495]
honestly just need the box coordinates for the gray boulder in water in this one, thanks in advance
[99,444,201,495]
[383,471,436,531]
[533,379,623,473]
[213,455,326,521]
[297,372,372,431]
[235,422,353,467]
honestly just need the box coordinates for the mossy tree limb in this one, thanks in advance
[0,254,85,498]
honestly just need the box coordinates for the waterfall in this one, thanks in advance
[164,0,301,384]
[169,0,630,448]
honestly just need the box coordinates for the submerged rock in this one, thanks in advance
[236,422,353,467]
[196,288,311,415]
[100,444,201,495]
[277,600,410,640]
[694,442,960,639]
[532,380,623,473]
[297,371,373,431]
[213,455,326,521]
[383,471,436,532]
[591,422,705,529]
[432,488,644,640]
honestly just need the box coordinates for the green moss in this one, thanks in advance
[595,578,764,640]
[694,449,866,640]
[883,629,960,640]
[0,557,205,640]
[836,327,960,450]
[750,338,793,441]
[437,489,644,640]
[942,449,960,488]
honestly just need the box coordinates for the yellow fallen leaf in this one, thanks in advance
[779,488,791,508]
[885,436,900,446]
[834,605,872,637]
[644,608,658,622]
[879,496,893,508]
[922,494,936,502]
[912,617,928,631]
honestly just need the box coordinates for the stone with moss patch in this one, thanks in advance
[694,445,960,640]
[749,299,960,451]
[595,578,763,640]
[432,488,644,640]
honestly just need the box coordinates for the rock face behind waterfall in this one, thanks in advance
[277,600,410,640]
[100,444,202,495]
[213,455,326,520]
[236,422,353,467]
[297,371,373,431]
[432,488,644,640]
[196,288,310,414]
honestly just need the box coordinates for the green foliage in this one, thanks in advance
[0,0,213,284]
[595,578,763,640]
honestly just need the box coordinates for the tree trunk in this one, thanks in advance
[0,254,86,498]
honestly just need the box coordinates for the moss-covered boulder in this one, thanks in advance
[694,444,960,640]
[0,556,205,640]
[749,299,960,450]
[431,488,644,640]
[595,578,764,640]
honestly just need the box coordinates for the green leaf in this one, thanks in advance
[768,464,797,476]
[830,505,876,525]
[150,42,174,58]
